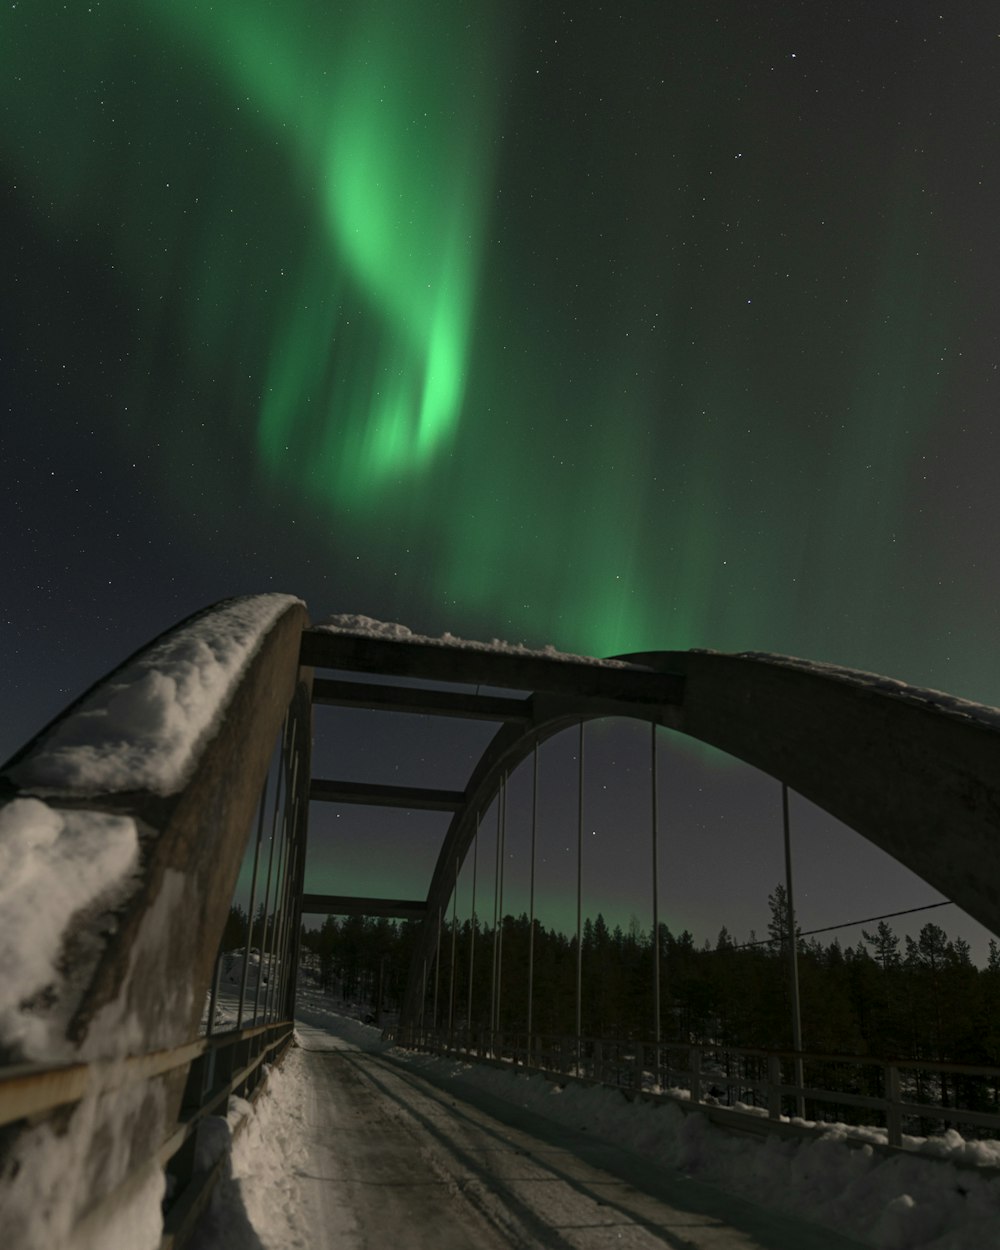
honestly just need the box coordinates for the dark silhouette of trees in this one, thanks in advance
[298,899,998,1077]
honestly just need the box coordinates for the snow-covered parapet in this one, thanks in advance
[0,594,310,1248]
[315,613,631,667]
[0,593,307,1062]
[732,651,1000,733]
[7,594,305,797]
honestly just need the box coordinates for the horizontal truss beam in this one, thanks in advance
[300,629,684,706]
[309,778,465,811]
[312,678,531,723]
[301,893,428,920]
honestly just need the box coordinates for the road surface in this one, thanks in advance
[268,1022,867,1250]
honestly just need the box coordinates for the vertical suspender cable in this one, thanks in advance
[495,774,507,1035]
[489,792,501,1048]
[527,743,538,1043]
[237,771,269,1029]
[433,906,442,1031]
[264,745,297,1022]
[467,815,479,1032]
[783,782,805,1117]
[448,855,458,1034]
[252,742,285,1025]
[576,721,584,1063]
[651,722,661,1069]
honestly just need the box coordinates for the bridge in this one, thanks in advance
[1,593,999,1248]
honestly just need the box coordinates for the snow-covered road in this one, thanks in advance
[210,1018,865,1250]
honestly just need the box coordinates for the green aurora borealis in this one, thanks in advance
[4,1,1000,960]
[2,1,998,693]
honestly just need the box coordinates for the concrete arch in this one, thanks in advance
[407,648,1000,1021]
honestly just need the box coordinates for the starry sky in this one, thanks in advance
[3,3,998,958]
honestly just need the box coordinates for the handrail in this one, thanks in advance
[392,1025,1000,1154]
[0,1019,290,1129]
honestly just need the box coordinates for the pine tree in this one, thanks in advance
[766,883,802,954]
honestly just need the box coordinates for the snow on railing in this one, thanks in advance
[0,594,311,1250]
[392,1026,1000,1163]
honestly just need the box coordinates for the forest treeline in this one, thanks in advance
[225,885,1000,1065]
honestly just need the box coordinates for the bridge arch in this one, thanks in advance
[407,647,1000,1024]
[4,600,999,1240]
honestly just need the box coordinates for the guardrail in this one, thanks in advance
[0,1017,293,1247]
[0,595,312,1247]
[389,1025,1000,1152]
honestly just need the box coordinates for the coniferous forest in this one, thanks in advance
[249,885,1000,1072]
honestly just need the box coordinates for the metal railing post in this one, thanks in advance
[886,1063,902,1147]
[768,1054,783,1120]
[690,1047,702,1104]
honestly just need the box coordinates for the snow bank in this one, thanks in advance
[7,594,303,796]
[732,651,1000,731]
[187,1061,313,1250]
[0,798,139,1059]
[315,613,629,667]
[396,1049,1000,1250]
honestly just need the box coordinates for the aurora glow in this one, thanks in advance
[4,1,999,963]
[2,2,996,692]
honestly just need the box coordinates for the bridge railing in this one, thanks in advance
[0,594,312,1248]
[389,1024,1000,1153]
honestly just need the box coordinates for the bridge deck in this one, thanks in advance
[213,1019,867,1250]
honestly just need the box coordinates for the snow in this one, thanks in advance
[191,987,1000,1250]
[7,593,303,796]
[0,798,139,1059]
[4,1071,166,1250]
[731,651,1000,732]
[388,1052,1000,1249]
[315,613,630,667]
[2,870,193,1250]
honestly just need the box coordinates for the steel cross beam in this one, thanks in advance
[300,628,685,706]
[309,779,465,811]
[312,678,532,723]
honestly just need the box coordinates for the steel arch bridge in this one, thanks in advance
[2,594,999,1243]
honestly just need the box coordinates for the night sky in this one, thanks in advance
[3,3,998,958]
